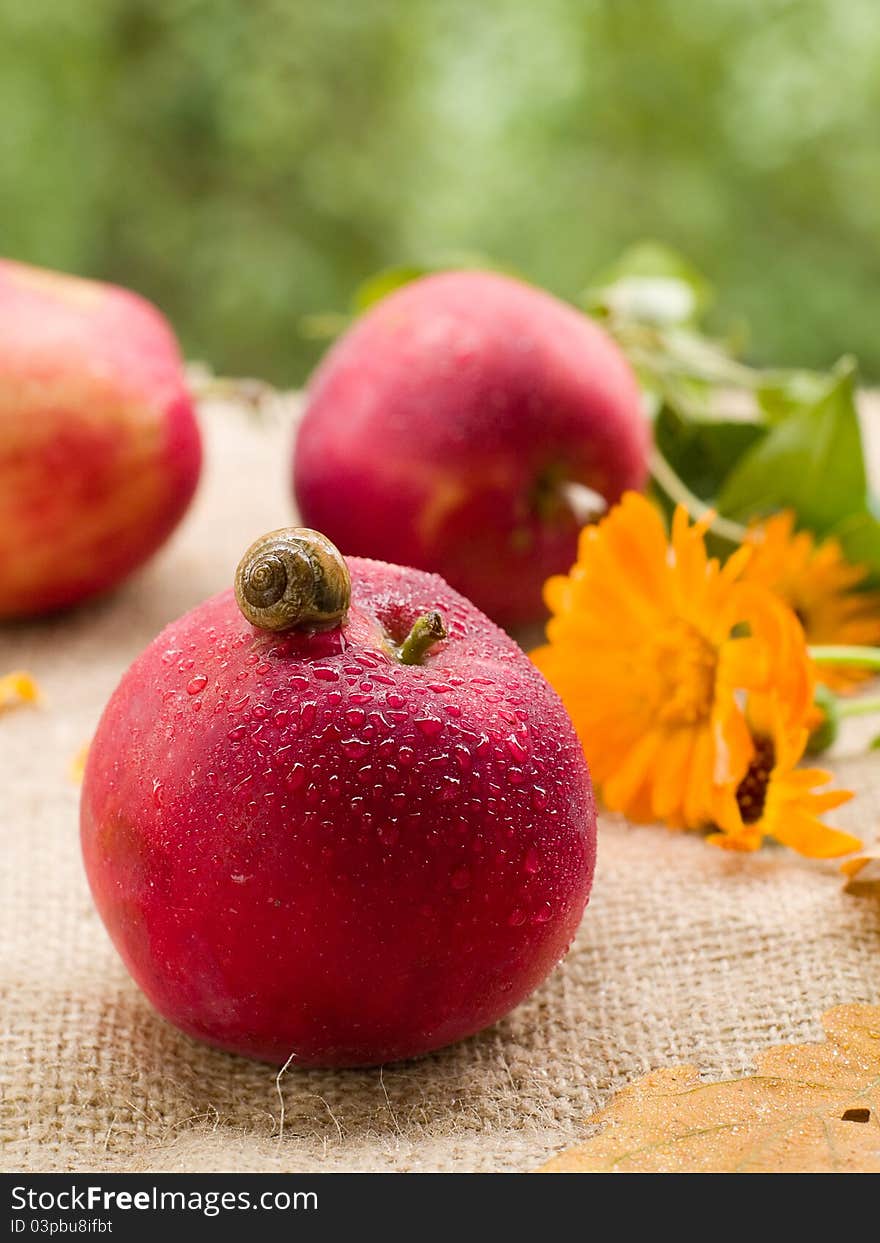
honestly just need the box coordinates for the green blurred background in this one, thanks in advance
[2,0,878,384]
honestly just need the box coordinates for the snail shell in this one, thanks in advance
[234,527,351,633]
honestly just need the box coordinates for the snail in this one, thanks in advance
[234,527,351,633]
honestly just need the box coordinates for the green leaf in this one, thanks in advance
[805,684,839,755]
[654,405,767,503]
[829,508,880,583]
[584,241,713,327]
[351,251,511,314]
[351,265,433,313]
[756,370,832,424]
[716,359,866,533]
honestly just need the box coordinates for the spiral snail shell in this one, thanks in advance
[234,527,351,633]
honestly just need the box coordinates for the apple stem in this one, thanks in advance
[398,612,448,665]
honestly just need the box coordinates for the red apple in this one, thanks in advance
[293,270,649,628]
[80,528,596,1066]
[0,259,201,618]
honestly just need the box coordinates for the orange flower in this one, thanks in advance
[708,691,858,858]
[532,494,814,832]
[743,511,880,692]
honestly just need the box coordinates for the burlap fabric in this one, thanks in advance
[2,396,879,1174]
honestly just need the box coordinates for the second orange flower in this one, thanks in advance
[531,494,858,858]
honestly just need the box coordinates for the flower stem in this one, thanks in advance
[649,448,749,545]
[808,645,880,670]
[836,695,880,720]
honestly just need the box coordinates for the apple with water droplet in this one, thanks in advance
[81,528,596,1066]
[0,259,201,618]
[293,269,649,629]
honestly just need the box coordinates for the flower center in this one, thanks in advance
[652,621,718,726]
[735,734,776,825]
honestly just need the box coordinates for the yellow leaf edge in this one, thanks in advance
[842,851,880,897]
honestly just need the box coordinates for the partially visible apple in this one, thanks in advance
[293,270,649,629]
[0,259,202,618]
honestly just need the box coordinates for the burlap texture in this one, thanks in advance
[2,396,879,1174]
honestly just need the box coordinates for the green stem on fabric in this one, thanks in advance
[834,694,880,720]
[808,645,880,670]
[649,447,749,545]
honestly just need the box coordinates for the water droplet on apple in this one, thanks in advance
[285,763,306,790]
[450,865,471,891]
[506,734,528,761]
[186,675,208,695]
[453,745,472,773]
[435,775,461,802]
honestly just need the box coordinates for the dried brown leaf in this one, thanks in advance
[538,1005,880,1173]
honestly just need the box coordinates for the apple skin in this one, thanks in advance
[293,270,648,629]
[80,557,596,1067]
[0,259,202,618]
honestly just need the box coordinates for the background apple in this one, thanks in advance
[293,270,649,629]
[81,532,596,1067]
[0,259,202,618]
